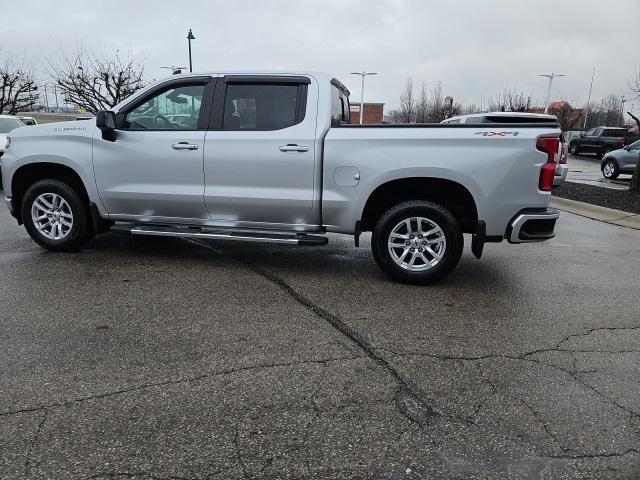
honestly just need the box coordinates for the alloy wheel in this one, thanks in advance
[387,216,446,271]
[31,193,74,240]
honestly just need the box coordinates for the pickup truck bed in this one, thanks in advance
[1,71,561,284]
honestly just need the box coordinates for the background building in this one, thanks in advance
[350,102,385,124]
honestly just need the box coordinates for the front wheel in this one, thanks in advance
[371,201,463,285]
[602,159,619,179]
[21,179,94,251]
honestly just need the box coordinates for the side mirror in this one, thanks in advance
[96,110,117,142]
[579,133,585,137]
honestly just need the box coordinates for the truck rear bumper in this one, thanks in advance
[506,208,559,244]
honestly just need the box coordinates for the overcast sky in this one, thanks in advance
[2,0,639,112]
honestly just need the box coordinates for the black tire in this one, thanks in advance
[21,179,94,252]
[602,159,620,179]
[371,200,463,285]
[569,142,579,155]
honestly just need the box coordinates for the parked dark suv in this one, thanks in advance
[569,127,640,158]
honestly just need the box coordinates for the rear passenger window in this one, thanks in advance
[223,84,305,130]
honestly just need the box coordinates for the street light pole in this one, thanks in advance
[350,71,377,124]
[539,73,566,114]
[583,67,596,129]
[621,96,627,126]
[187,29,196,73]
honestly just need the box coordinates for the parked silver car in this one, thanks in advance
[601,140,640,179]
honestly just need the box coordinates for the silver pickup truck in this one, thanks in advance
[1,71,561,284]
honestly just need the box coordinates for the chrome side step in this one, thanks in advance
[126,224,328,246]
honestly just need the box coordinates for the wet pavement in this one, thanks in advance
[567,154,632,190]
[1,204,639,479]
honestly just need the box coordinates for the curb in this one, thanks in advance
[550,197,640,230]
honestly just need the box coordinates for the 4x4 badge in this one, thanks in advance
[474,131,519,137]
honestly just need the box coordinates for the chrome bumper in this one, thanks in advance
[553,164,568,187]
[507,208,560,244]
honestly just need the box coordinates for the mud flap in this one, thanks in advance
[471,220,486,259]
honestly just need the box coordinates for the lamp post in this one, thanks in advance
[583,67,596,129]
[187,29,196,73]
[539,73,566,114]
[350,71,377,124]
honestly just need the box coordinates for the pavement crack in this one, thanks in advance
[189,239,438,428]
[24,407,47,478]
[555,325,640,350]
[383,348,640,421]
[0,356,363,418]
[540,448,640,460]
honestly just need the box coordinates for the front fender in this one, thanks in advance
[3,134,101,212]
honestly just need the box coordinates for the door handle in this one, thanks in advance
[172,142,199,151]
[279,144,309,153]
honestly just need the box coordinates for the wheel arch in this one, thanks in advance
[360,176,479,234]
[11,162,91,224]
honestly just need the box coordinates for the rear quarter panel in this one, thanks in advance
[322,126,558,236]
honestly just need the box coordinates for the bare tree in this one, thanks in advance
[626,111,640,192]
[625,62,640,192]
[485,86,531,112]
[425,82,460,122]
[584,95,624,129]
[415,82,428,123]
[399,77,415,123]
[50,43,145,114]
[0,51,38,114]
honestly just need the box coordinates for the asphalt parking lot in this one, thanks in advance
[1,204,639,479]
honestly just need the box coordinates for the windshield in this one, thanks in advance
[0,117,25,133]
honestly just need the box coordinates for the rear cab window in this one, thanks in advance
[219,77,309,131]
[330,79,350,127]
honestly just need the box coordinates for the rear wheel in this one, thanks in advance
[569,142,579,155]
[602,159,619,179]
[21,179,94,251]
[371,200,463,285]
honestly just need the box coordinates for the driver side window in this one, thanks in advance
[124,83,206,130]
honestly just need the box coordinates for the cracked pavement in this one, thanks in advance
[1,205,639,479]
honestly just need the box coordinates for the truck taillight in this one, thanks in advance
[619,137,625,147]
[536,136,559,192]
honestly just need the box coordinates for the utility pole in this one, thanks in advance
[621,96,627,126]
[187,29,196,73]
[583,67,596,129]
[43,85,50,112]
[538,73,566,113]
[53,85,59,110]
[350,71,378,124]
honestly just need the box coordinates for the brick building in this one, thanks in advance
[349,102,385,124]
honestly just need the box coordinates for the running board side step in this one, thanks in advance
[127,225,328,246]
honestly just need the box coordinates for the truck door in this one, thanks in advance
[203,76,318,227]
[93,77,213,222]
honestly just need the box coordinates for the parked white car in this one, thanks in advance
[18,116,38,126]
[2,73,562,284]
